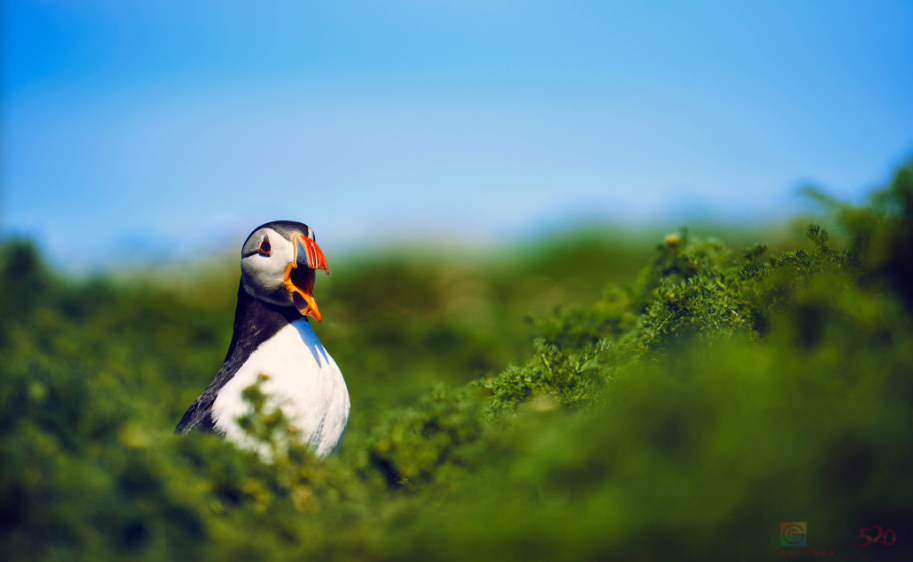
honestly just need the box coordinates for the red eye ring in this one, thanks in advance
[259,237,271,256]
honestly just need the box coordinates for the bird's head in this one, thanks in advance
[239,221,329,322]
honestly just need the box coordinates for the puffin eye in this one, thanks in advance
[259,236,271,256]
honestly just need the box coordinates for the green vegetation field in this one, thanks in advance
[2,162,912,561]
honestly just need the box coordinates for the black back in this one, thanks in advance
[174,283,301,434]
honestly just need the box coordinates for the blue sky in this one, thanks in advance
[3,1,912,267]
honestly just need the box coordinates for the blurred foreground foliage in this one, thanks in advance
[2,162,913,560]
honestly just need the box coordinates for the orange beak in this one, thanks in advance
[282,234,329,321]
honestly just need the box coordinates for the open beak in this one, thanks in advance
[282,234,329,321]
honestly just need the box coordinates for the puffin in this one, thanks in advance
[175,221,350,458]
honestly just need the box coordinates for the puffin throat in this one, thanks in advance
[283,265,322,321]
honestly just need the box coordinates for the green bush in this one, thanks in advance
[1,160,911,560]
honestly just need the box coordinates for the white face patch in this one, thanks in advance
[240,228,296,306]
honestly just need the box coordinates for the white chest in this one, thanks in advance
[212,320,350,458]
